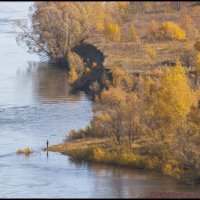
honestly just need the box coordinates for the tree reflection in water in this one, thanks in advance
[68,157,195,198]
[16,61,86,104]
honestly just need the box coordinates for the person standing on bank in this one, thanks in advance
[46,140,49,150]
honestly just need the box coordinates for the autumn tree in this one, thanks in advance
[146,46,157,64]
[68,68,79,85]
[93,69,140,144]
[104,22,121,42]
[99,87,127,144]
[147,21,186,41]
[67,51,84,75]
[158,21,186,41]
[151,61,197,133]
[123,92,141,142]
[130,24,139,42]
[67,51,84,85]
[87,2,111,32]
[16,2,107,65]
[112,67,133,91]
[147,20,159,42]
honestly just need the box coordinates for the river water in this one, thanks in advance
[0,2,200,198]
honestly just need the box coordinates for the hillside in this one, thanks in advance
[86,2,200,73]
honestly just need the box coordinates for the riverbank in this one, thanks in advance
[39,2,200,189]
[45,138,195,184]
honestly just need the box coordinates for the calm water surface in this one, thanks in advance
[0,2,200,198]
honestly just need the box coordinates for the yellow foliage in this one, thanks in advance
[93,112,110,124]
[24,148,32,155]
[100,87,126,107]
[85,67,91,74]
[22,2,112,60]
[68,68,79,84]
[153,60,197,130]
[143,75,156,101]
[161,163,173,175]
[67,51,84,75]
[89,145,141,167]
[158,21,186,41]
[195,54,200,72]
[17,149,24,154]
[130,25,139,42]
[92,62,97,68]
[86,2,111,32]
[17,147,32,155]
[118,151,139,166]
[112,67,133,89]
[92,146,105,161]
[104,22,121,42]
[144,158,158,170]
[153,68,163,76]
[96,22,104,31]
[146,46,157,59]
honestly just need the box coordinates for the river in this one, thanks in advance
[0,2,199,198]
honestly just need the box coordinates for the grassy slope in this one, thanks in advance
[86,3,200,72]
[45,138,112,154]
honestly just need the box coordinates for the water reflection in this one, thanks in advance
[16,62,85,104]
[67,158,200,198]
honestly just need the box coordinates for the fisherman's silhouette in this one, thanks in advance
[46,140,49,149]
[46,140,49,160]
